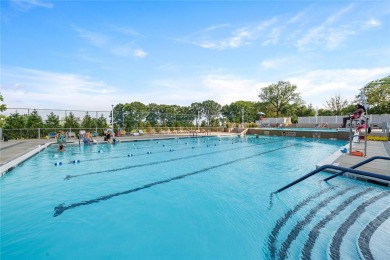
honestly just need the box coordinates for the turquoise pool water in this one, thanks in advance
[260,127,338,132]
[1,136,389,259]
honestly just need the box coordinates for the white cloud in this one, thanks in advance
[260,56,299,70]
[363,18,381,29]
[295,4,357,51]
[262,27,283,46]
[11,0,53,11]
[287,67,390,107]
[73,26,109,48]
[134,49,147,58]
[110,43,133,57]
[183,17,278,50]
[288,11,305,24]
[111,26,143,37]
[201,74,266,105]
[0,67,118,111]
[2,65,388,112]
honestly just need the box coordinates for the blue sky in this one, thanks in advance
[1,0,389,112]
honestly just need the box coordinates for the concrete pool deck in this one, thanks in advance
[1,134,389,186]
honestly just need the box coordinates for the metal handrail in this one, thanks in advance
[323,156,390,181]
[276,156,390,193]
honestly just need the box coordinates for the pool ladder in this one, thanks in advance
[276,156,390,193]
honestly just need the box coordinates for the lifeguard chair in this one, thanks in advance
[258,112,266,127]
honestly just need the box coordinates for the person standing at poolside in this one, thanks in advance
[56,130,66,145]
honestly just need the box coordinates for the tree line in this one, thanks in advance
[0,75,388,139]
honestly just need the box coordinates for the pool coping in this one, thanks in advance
[316,142,390,187]
[0,142,54,176]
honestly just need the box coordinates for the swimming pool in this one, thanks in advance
[1,136,389,259]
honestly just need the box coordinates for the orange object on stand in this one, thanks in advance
[351,151,364,157]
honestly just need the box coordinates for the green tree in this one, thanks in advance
[3,112,25,139]
[95,114,109,129]
[201,100,222,126]
[159,104,177,127]
[25,110,44,138]
[146,103,160,126]
[221,101,261,123]
[81,112,94,129]
[259,81,301,117]
[45,112,61,129]
[358,75,390,114]
[0,92,6,112]
[145,121,152,133]
[0,115,6,128]
[63,112,80,129]
[190,102,203,126]
[324,92,349,115]
[120,102,147,129]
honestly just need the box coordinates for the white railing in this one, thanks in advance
[298,114,390,125]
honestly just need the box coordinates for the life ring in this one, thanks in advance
[351,151,364,157]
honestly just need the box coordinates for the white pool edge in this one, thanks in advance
[0,142,54,176]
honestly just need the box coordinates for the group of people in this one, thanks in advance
[315,123,329,128]
[55,129,122,152]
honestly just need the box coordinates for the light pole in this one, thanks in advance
[241,108,244,128]
[122,112,128,128]
[111,104,114,129]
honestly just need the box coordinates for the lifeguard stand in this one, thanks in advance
[257,112,266,128]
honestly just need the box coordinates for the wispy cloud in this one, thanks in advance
[201,74,266,104]
[73,26,147,58]
[182,3,384,53]
[295,4,355,51]
[260,56,300,70]
[262,27,283,46]
[134,49,147,58]
[110,26,143,37]
[287,67,390,106]
[0,66,118,110]
[182,17,278,50]
[363,18,381,29]
[73,26,109,48]
[10,0,53,11]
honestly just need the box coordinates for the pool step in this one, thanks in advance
[266,187,390,259]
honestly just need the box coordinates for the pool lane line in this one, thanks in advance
[277,186,356,260]
[301,188,373,260]
[267,186,337,259]
[329,191,390,260]
[70,136,242,155]
[64,139,285,180]
[358,207,390,260]
[54,142,300,217]
[65,136,272,164]
[66,138,248,164]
